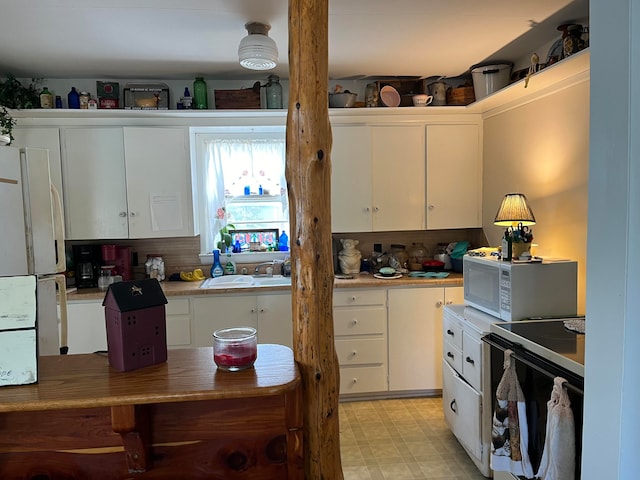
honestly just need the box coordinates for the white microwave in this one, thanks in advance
[463,254,578,321]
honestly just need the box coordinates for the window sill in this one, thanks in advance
[199,251,289,265]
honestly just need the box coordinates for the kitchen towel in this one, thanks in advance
[490,349,535,479]
[535,376,576,480]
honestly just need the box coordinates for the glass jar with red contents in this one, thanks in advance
[212,327,257,371]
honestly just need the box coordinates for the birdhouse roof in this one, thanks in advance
[102,278,168,312]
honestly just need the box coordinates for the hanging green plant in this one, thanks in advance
[0,73,41,109]
[0,106,16,144]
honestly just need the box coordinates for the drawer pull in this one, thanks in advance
[351,378,358,384]
[351,296,357,301]
[465,356,475,365]
[447,351,454,359]
[436,300,443,308]
[450,399,457,413]
[351,350,357,357]
[352,319,358,325]
[446,329,454,336]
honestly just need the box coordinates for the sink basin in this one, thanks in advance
[200,275,255,289]
[253,275,291,287]
[199,274,291,289]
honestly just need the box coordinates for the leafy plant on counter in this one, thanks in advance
[0,106,16,144]
[0,73,41,109]
[217,223,236,252]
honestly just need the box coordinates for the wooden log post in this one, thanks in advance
[287,0,343,478]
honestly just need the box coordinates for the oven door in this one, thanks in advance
[483,333,583,480]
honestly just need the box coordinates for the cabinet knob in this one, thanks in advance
[119,211,127,217]
[373,206,379,212]
[352,319,358,325]
[259,308,265,313]
[351,378,358,384]
[465,356,475,365]
[447,351,454,359]
[129,211,136,217]
[351,350,357,357]
[446,300,454,305]
[446,329,454,336]
[250,308,256,314]
[364,207,371,213]
[428,204,435,210]
[351,296,357,301]
[436,300,443,308]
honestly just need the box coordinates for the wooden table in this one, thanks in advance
[0,344,303,479]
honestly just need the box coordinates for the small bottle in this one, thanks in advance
[265,74,283,109]
[181,87,192,109]
[67,87,80,109]
[211,249,224,277]
[258,184,263,195]
[55,95,63,109]
[279,231,289,251]
[501,230,512,261]
[193,77,208,109]
[79,91,90,109]
[40,87,54,109]
[233,239,242,253]
[224,253,236,274]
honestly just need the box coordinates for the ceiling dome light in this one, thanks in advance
[238,22,278,71]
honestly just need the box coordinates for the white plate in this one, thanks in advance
[374,273,402,280]
[380,85,401,107]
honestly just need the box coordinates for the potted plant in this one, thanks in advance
[0,73,40,109]
[0,106,16,145]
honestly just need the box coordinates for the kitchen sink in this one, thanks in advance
[199,274,291,289]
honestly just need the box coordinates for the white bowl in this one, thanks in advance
[380,86,401,107]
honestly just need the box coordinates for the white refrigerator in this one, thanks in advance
[0,146,67,385]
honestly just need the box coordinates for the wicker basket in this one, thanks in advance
[447,86,476,106]
[214,82,261,109]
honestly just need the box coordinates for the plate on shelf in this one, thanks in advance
[374,273,402,280]
[380,85,401,107]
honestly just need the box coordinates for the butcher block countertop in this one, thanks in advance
[67,272,464,301]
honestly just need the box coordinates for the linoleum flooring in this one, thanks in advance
[339,397,487,480]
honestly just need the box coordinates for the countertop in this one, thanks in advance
[66,272,464,302]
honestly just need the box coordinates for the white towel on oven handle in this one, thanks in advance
[536,376,576,480]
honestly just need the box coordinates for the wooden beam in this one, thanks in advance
[287,0,343,478]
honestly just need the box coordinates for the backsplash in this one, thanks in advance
[65,228,486,280]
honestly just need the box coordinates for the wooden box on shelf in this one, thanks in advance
[447,86,476,106]
[214,82,261,109]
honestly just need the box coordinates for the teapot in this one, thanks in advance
[428,81,449,106]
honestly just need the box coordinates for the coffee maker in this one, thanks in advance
[102,244,132,281]
[73,245,101,288]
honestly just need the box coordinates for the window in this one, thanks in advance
[194,128,288,256]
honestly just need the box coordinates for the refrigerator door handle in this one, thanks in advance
[55,273,68,354]
[50,182,66,274]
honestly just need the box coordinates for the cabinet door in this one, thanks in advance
[257,292,293,348]
[12,127,63,206]
[192,295,258,347]
[123,127,194,238]
[331,125,372,232]
[61,127,127,239]
[426,124,481,229]
[371,125,425,231]
[66,301,107,354]
[445,286,464,306]
[388,287,445,391]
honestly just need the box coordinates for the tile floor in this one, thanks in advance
[339,397,487,480]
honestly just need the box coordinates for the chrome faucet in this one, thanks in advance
[254,261,275,276]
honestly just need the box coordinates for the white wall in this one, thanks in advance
[482,80,590,313]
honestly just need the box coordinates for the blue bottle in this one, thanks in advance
[233,239,242,253]
[279,231,289,251]
[210,249,224,277]
[67,87,80,109]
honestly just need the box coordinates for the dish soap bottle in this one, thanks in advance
[210,249,224,277]
[224,252,236,274]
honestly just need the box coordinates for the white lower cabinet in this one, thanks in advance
[192,292,293,349]
[333,289,388,395]
[388,286,463,392]
[66,295,193,354]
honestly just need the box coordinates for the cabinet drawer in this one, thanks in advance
[462,331,483,392]
[166,297,190,316]
[334,289,385,307]
[166,316,191,346]
[339,365,387,395]
[443,340,463,373]
[333,307,386,336]
[335,337,386,366]
[442,313,463,350]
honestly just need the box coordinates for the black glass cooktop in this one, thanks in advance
[491,318,585,376]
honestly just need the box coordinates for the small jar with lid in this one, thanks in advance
[79,91,90,109]
[389,244,409,270]
[408,242,428,271]
[265,74,283,109]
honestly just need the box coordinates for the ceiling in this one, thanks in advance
[0,0,588,82]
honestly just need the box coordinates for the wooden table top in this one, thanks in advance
[0,344,299,413]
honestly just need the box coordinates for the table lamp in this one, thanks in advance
[494,193,536,260]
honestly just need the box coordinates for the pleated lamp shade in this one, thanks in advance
[494,193,536,226]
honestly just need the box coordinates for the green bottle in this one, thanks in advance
[193,77,208,109]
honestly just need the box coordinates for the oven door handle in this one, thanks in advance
[482,333,584,396]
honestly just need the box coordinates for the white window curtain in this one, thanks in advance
[203,138,287,253]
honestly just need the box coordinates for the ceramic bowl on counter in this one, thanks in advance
[422,260,445,272]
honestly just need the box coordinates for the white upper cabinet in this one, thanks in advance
[332,124,425,232]
[61,126,195,239]
[426,123,482,229]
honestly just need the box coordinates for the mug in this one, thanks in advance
[412,94,433,107]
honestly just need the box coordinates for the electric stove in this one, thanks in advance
[489,317,585,377]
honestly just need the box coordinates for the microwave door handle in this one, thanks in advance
[50,182,66,273]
